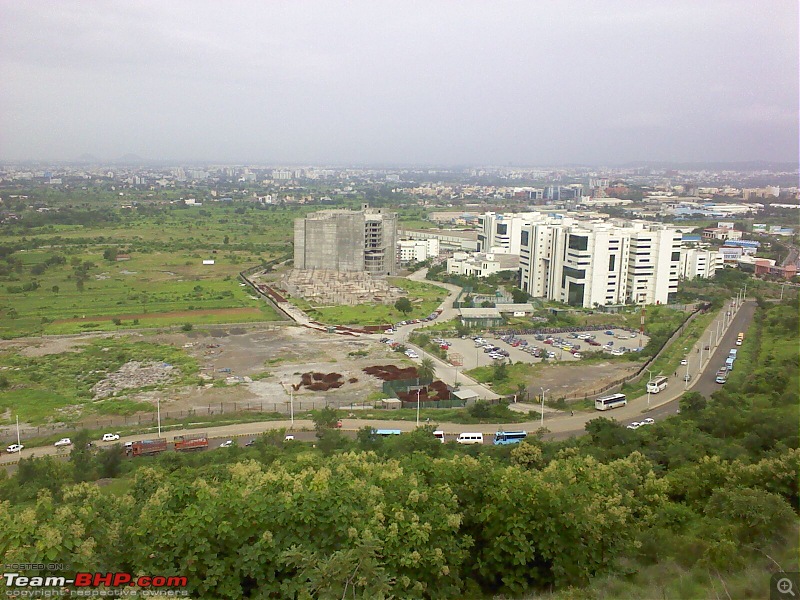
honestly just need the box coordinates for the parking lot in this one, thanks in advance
[440,328,649,371]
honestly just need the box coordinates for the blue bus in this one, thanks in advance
[372,429,402,437]
[493,431,528,445]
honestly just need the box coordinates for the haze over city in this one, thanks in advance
[1,0,798,165]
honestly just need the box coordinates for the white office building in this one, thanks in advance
[520,220,682,307]
[680,248,723,279]
[447,252,519,278]
[478,212,541,254]
[397,238,440,264]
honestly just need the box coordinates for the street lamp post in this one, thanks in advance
[16,415,20,448]
[290,386,294,427]
[645,368,654,409]
[684,358,690,390]
[157,398,161,438]
[416,388,421,426]
[539,387,550,429]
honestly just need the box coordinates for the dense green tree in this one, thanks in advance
[394,297,413,315]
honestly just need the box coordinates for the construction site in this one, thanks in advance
[279,269,405,306]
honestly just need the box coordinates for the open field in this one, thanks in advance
[0,203,324,337]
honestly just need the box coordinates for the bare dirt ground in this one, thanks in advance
[525,361,641,401]
[146,324,403,415]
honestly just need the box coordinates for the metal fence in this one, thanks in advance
[0,400,336,444]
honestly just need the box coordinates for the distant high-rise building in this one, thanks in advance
[294,204,398,276]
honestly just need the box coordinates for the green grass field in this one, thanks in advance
[0,336,199,424]
[0,203,316,337]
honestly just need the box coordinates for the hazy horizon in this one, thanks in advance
[1,1,797,165]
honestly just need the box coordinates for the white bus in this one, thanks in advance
[646,376,668,394]
[595,393,627,411]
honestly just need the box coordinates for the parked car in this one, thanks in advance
[284,435,295,441]
[102,433,120,442]
[641,418,655,425]
[680,359,688,366]
[219,440,235,448]
[245,439,256,446]
[6,443,24,453]
[626,422,641,430]
[54,438,72,447]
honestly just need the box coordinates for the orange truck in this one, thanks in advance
[173,433,209,452]
[131,438,167,457]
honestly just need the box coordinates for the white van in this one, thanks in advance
[456,432,484,445]
[433,430,445,443]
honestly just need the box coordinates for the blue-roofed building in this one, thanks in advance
[723,239,761,249]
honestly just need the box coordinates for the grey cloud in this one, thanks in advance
[0,0,796,164]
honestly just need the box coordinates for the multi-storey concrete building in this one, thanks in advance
[294,204,397,275]
[680,248,723,279]
[519,219,681,307]
[397,238,440,264]
[477,212,540,254]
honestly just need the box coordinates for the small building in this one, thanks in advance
[702,227,743,241]
[459,307,504,327]
[115,254,131,261]
[451,388,480,405]
[202,259,215,265]
[495,303,535,316]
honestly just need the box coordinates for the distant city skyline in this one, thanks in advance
[1,1,797,165]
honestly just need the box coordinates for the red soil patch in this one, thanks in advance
[363,364,419,381]
[296,371,345,392]
[54,307,263,324]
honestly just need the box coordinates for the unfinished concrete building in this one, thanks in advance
[294,204,398,276]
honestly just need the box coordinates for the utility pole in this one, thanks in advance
[157,398,161,438]
[16,415,20,447]
[539,387,550,429]
[416,388,421,426]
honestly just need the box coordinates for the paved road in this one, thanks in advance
[0,300,756,466]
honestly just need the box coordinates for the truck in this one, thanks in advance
[173,433,209,452]
[130,438,167,457]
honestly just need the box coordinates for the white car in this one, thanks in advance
[219,440,235,448]
[6,443,24,453]
[641,418,655,425]
[284,434,295,441]
[626,422,641,430]
[54,438,72,447]
[680,359,688,366]
[102,433,120,442]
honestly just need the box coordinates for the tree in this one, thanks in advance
[102,247,118,261]
[51,285,59,294]
[394,297,413,315]
[417,357,436,382]
[515,383,528,402]
[70,430,95,482]
[679,391,707,414]
[493,360,508,381]
[511,287,530,304]
[312,406,340,435]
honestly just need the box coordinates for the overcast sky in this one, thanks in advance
[1,1,797,165]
